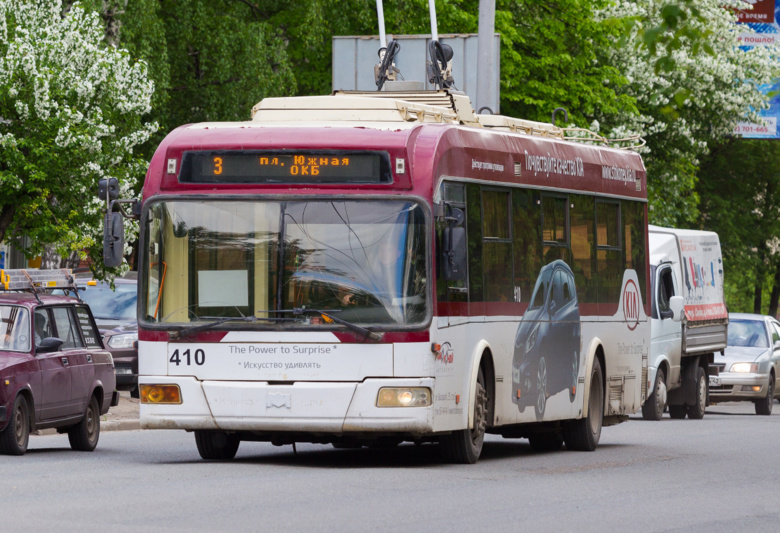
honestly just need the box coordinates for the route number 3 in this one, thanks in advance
[170,348,205,366]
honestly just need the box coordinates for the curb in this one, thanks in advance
[34,419,141,436]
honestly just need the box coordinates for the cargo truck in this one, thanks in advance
[642,226,728,420]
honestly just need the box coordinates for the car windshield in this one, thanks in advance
[79,283,137,321]
[727,319,768,348]
[0,305,31,352]
[142,199,428,328]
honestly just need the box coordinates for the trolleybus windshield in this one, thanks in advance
[142,199,428,328]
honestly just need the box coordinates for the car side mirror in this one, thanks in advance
[36,337,64,354]
[441,225,467,281]
[669,295,684,322]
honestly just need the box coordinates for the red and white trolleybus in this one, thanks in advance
[134,89,649,463]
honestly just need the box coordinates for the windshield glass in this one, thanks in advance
[0,305,31,352]
[79,283,137,321]
[142,199,428,328]
[728,320,768,348]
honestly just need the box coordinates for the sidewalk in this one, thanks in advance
[35,391,140,435]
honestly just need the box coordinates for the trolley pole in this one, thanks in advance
[476,0,496,113]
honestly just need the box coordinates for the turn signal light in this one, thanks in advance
[377,387,431,407]
[140,384,182,404]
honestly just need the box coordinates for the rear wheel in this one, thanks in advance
[68,396,100,451]
[562,357,603,451]
[642,368,667,421]
[0,395,30,455]
[440,367,488,464]
[686,366,707,420]
[755,374,775,416]
[528,430,563,452]
[195,430,240,460]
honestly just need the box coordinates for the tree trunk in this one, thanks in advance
[754,282,763,314]
[769,262,780,318]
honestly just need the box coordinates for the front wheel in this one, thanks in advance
[195,430,240,460]
[686,366,707,420]
[755,374,775,416]
[440,367,488,464]
[0,394,30,455]
[642,368,667,421]
[68,396,100,451]
[562,357,603,451]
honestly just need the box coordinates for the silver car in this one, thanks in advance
[709,313,780,415]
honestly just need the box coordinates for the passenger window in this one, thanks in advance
[657,267,674,316]
[552,270,565,312]
[76,306,102,348]
[772,322,780,344]
[562,272,572,304]
[52,307,85,350]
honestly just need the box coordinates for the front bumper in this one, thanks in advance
[708,372,770,402]
[140,376,435,435]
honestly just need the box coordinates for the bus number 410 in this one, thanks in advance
[170,348,206,366]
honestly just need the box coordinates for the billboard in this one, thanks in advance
[734,0,780,138]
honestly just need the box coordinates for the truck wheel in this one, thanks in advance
[194,430,240,460]
[68,396,101,451]
[642,368,666,421]
[755,374,774,416]
[528,430,563,452]
[668,405,687,419]
[685,366,707,420]
[0,395,30,455]
[562,357,603,451]
[440,367,488,464]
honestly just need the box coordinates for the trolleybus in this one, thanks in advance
[130,89,650,463]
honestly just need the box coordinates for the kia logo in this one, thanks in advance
[623,279,640,331]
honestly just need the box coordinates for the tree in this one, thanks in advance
[698,139,780,315]
[596,0,778,226]
[0,1,156,274]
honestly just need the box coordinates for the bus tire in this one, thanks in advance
[195,430,240,460]
[440,367,487,464]
[562,357,603,451]
[642,368,666,421]
[0,394,30,456]
[528,430,563,452]
[686,366,707,420]
[68,395,101,451]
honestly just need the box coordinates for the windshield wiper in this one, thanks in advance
[263,308,382,342]
[171,315,296,340]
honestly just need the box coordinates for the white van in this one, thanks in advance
[643,226,728,420]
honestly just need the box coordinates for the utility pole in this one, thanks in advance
[476,0,495,113]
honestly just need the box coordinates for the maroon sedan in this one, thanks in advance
[0,290,117,455]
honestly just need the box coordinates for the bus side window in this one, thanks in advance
[436,182,468,303]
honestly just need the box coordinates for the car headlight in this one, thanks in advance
[730,362,758,373]
[525,323,539,354]
[107,332,138,349]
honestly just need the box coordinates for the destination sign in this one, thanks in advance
[179,150,391,184]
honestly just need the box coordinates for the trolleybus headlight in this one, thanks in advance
[730,363,758,373]
[107,332,138,349]
[376,387,431,407]
[140,384,182,404]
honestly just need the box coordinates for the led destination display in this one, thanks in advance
[179,151,391,184]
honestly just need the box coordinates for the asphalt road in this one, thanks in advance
[2,401,779,533]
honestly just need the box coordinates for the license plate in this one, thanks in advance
[709,376,721,387]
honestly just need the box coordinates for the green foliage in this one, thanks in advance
[697,139,780,314]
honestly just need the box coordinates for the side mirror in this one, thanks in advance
[103,211,125,267]
[441,226,467,281]
[669,295,684,322]
[36,337,64,354]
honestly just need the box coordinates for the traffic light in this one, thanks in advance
[97,178,119,201]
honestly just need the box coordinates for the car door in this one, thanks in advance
[35,307,75,420]
[51,305,94,415]
[654,264,682,386]
[770,321,780,395]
